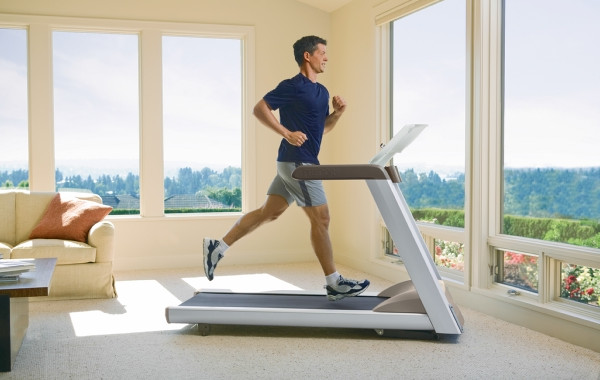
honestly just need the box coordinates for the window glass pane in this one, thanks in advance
[391,0,466,226]
[496,249,538,293]
[53,31,139,214]
[385,228,465,273]
[0,28,28,188]
[502,0,600,249]
[561,263,599,308]
[162,36,242,213]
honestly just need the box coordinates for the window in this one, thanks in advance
[502,0,600,245]
[495,249,538,293]
[387,0,466,273]
[162,36,242,213]
[0,28,28,188]
[500,0,600,307]
[53,31,140,213]
[2,14,252,216]
[391,0,466,220]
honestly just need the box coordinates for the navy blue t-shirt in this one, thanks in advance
[263,73,330,164]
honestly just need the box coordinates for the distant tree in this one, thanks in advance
[125,173,137,195]
[4,165,594,219]
[205,187,241,208]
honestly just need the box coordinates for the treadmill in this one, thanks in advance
[165,124,464,338]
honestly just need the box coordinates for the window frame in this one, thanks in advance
[0,13,255,217]
[376,0,471,288]
[488,0,600,313]
[375,0,600,322]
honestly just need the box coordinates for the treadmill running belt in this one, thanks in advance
[182,292,387,311]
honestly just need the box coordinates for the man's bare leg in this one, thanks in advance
[203,195,288,280]
[222,194,289,246]
[302,204,336,276]
[302,203,370,301]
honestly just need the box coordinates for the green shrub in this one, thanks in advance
[411,209,600,250]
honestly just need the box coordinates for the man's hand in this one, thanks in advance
[285,130,308,147]
[324,95,347,134]
[332,95,347,114]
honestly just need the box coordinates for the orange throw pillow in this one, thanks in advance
[29,193,113,243]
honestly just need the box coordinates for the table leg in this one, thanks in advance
[0,295,29,372]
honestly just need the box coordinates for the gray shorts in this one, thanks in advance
[267,162,327,207]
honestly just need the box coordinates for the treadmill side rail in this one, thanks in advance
[166,304,434,331]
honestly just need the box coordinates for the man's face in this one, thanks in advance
[307,43,328,73]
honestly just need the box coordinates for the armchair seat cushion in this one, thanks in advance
[11,239,96,265]
[0,242,12,257]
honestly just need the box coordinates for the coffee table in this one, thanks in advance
[0,258,56,372]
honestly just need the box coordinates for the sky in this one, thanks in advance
[0,29,241,177]
[0,28,28,168]
[392,0,466,174]
[52,31,140,163]
[162,36,241,173]
[392,0,599,172]
[502,0,600,169]
[1,0,599,178]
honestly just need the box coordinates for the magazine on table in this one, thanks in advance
[0,274,20,282]
[0,259,37,280]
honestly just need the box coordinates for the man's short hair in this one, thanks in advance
[293,35,327,66]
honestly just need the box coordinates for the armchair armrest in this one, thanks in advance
[87,220,115,263]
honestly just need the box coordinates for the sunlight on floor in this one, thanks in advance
[69,273,302,337]
[182,273,303,293]
[69,279,183,337]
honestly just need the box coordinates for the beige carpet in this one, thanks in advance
[3,262,600,380]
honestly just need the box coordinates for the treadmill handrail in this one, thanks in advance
[292,164,390,181]
[369,124,427,166]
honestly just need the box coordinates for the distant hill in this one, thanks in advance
[2,166,599,220]
[398,167,600,220]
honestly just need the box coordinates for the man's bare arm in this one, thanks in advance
[324,95,347,134]
[253,99,307,147]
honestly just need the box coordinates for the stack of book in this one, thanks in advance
[0,259,36,282]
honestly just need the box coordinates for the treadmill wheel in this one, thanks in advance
[197,323,211,336]
[374,329,439,340]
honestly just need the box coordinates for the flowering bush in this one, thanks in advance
[500,253,599,307]
[502,252,538,292]
[409,216,465,271]
[561,264,599,306]
[434,239,464,271]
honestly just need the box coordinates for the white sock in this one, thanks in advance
[217,239,229,255]
[325,271,341,287]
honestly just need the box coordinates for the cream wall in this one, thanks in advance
[327,1,387,276]
[0,0,339,271]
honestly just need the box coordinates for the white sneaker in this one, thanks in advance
[324,275,370,301]
[203,238,224,281]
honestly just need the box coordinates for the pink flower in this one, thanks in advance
[565,275,577,286]
[506,252,525,265]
